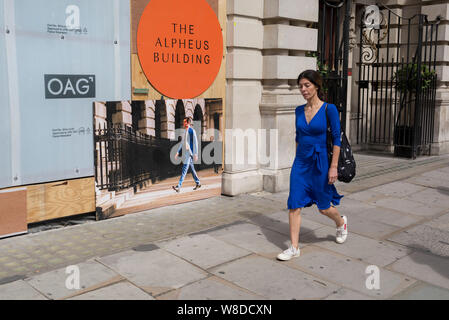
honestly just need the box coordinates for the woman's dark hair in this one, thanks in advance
[297,70,324,100]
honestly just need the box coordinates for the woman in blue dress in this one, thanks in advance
[277,70,348,261]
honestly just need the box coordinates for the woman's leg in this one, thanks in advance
[289,208,302,249]
[319,206,344,227]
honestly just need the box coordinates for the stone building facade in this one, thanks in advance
[94,98,224,142]
[95,0,448,197]
[223,0,318,195]
[223,0,449,196]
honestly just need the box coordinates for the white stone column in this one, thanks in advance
[112,101,132,127]
[422,2,449,154]
[259,0,318,192]
[222,0,320,195]
[165,99,177,140]
[94,102,107,129]
[139,100,156,137]
[222,0,264,196]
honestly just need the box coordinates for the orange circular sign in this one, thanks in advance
[137,0,223,99]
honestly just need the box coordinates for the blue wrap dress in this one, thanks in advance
[287,102,343,210]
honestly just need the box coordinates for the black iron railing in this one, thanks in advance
[318,0,351,131]
[95,123,220,191]
[356,4,440,158]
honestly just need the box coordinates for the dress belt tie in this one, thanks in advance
[301,144,327,174]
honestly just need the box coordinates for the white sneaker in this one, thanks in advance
[277,245,300,261]
[336,216,348,244]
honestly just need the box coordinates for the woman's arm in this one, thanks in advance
[330,145,340,169]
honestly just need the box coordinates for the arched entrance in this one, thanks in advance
[131,101,144,132]
[175,100,186,130]
[193,104,204,139]
[154,100,166,138]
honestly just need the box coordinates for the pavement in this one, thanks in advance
[1,152,449,300]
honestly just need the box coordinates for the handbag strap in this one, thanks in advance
[324,102,330,129]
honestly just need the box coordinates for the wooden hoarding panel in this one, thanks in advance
[0,188,27,238]
[27,177,95,224]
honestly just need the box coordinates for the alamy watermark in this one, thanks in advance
[363,5,381,30]
[170,121,279,167]
[65,265,80,290]
[365,265,380,290]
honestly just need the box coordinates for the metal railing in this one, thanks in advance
[94,123,220,191]
[356,5,440,158]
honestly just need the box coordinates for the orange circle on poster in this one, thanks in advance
[137,0,223,99]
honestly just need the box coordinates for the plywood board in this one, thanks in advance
[27,177,95,224]
[0,187,27,238]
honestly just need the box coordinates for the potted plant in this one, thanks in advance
[391,62,436,157]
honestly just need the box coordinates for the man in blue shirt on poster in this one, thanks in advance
[172,117,201,192]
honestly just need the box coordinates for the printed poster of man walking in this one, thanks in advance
[93,0,225,220]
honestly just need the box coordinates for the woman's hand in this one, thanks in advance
[328,166,338,184]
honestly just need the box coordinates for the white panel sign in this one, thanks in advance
[0,0,131,188]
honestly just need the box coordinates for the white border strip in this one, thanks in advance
[4,0,21,186]
[0,231,28,239]
[0,187,26,194]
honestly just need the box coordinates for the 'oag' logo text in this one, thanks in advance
[45,74,95,99]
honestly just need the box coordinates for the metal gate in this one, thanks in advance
[356,4,440,158]
[317,0,352,131]
[94,123,219,191]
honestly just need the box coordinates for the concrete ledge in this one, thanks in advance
[431,141,449,155]
[262,168,291,193]
[221,170,263,196]
[262,56,316,80]
[227,0,264,18]
[227,17,264,49]
[264,0,319,23]
[226,52,263,79]
[422,3,449,21]
[116,101,132,112]
[264,25,318,51]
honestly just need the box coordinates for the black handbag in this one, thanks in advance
[325,104,356,183]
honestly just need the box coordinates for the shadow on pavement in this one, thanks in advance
[241,211,334,250]
[408,244,449,281]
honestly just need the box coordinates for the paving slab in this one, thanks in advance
[247,211,325,237]
[98,249,208,296]
[369,197,446,217]
[157,276,264,300]
[290,247,416,299]
[391,282,449,300]
[0,280,48,300]
[336,198,378,216]
[424,212,449,232]
[345,190,386,202]
[210,255,340,300]
[298,208,338,228]
[354,206,422,228]
[25,260,121,300]
[421,169,449,181]
[403,188,449,208]
[205,222,292,256]
[389,251,449,290]
[387,224,449,257]
[369,181,427,198]
[158,234,251,269]
[333,213,399,240]
[405,175,449,189]
[301,226,412,267]
[324,287,374,300]
[68,281,154,300]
